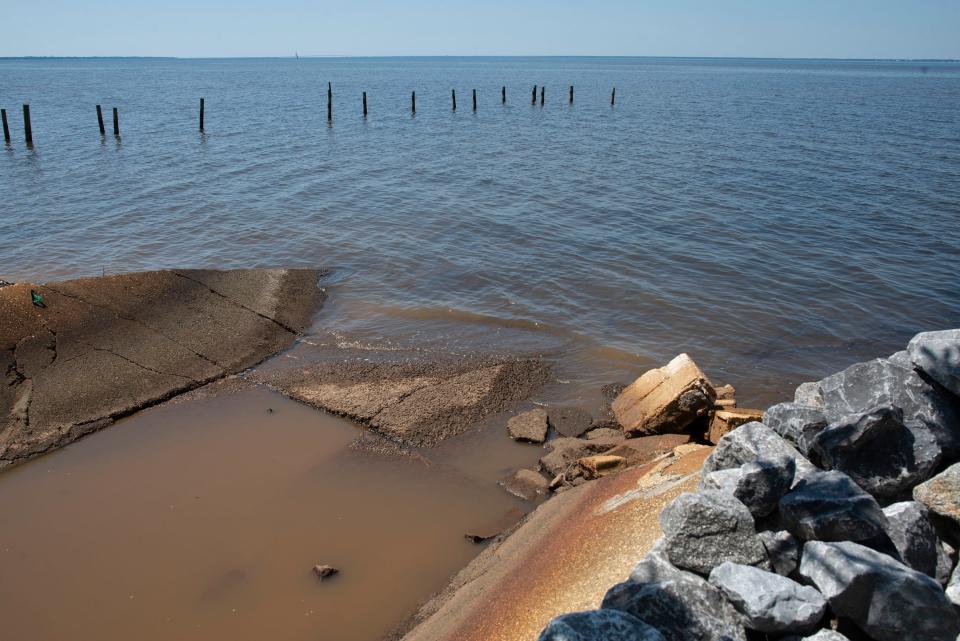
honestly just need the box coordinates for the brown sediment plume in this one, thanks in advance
[0,268,324,471]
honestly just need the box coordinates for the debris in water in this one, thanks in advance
[312,564,339,580]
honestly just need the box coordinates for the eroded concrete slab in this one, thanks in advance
[0,269,323,470]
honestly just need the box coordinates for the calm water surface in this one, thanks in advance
[3,57,960,404]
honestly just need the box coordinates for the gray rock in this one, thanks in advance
[813,406,939,500]
[699,468,741,493]
[660,490,769,575]
[499,468,549,501]
[702,422,818,486]
[947,562,960,607]
[908,329,960,396]
[734,457,796,518]
[914,461,960,531]
[882,501,938,577]
[507,408,549,443]
[936,540,956,586]
[765,402,829,456]
[888,349,913,370]
[601,545,747,641]
[818,356,960,459]
[799,540,960,641]
[790,632,851,641]
[794,381,824,408]
[537,609,667,641]
[759,529,800,576]
[547,406,594,438]
[708,562,826,633]
[779,470,887,542]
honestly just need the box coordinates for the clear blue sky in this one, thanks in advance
[3,0,959,59]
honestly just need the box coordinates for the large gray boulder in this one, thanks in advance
[537,609,666,641]
[601,545,746,641]
[799,540,960,641]
[882,501,939,577]
[708,562,826,633]
[913,461,960,532]
[758,529,800,576]
[733,458,796,518]
[702,422,817,486]
[818,357,960,460]
[659,491,769,575]
[764,402,828,457]
[908,329,960,397]
[779,470,887,542]
[812,406,939,500]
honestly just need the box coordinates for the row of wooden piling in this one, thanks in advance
[2,86,618,144]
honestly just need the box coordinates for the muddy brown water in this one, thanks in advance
[0,386,541,641]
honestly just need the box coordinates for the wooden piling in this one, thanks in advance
[22,104,32,145]
[540,86,544,106]
[452,89,457,111]
[199,97,205,131]
[531,85,537,105]
[569,85,574,104]
[96,105,105,135]
[611,87,616,106]
[362,91,368,117]
[112,107,119,136]
[502,86,506,103]
[1,109,9,143]
[327,82,333,122]
[412,91,416,115]
[472,89,477,111]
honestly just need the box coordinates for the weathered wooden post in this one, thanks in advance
[112,107,119,136]
[611,87,616,106]
[540,86,544,106]
[327,82,333,122]
[412,91,416,114]
[569,85,573,104]
[1,109,10,143]
[22,104,32,145]
[531,85,537,105]
[199,98,205,131]
[502,86,506,103]
[472,89,477,111]
[362,91,368,117]
[96,105,105,135]
[452,89,457,111]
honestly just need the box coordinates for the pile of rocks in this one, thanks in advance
[536,329,960,641]
[500,353,759,499]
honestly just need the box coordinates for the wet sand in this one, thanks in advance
[0,385,540,641]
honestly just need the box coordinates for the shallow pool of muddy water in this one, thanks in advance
[0,386,541,641]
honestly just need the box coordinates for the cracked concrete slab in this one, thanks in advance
[256,356,551,448]
[0,268,323,471]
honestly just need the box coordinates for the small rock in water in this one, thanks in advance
[499,468,550,501]
[312,564,338,580]
[537,609,666,641]
[799,540,960,641]
[734,457,796,518]
[547,406,594,438]
[758,529,800,576]
[507,408,549,443]
[708,561,826,633]
[913,461,960,530]
[907,329,960,396]
[882,501,939,577]
[659,490,769,575]
[779,470,887,542]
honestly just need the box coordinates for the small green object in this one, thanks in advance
[31,290,43,306]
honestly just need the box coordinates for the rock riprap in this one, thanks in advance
[538,329,960,641]
[536,610,666,641]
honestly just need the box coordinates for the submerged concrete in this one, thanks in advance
[0,268,323,470]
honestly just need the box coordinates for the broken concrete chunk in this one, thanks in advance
[547,406,594,438]
[507,408,549,443]
[907,329,960,396]
[612,354,716,436]
[712,398,737,410]
[714,384,736,400]
[913,461,960,530]
[779,470,887,542]
[538,437,621,477]
[659,490,769,575]
[799,540,960,641]
[578,455,626,479]
[499,469,550,501]
[708,562,826,633]
[537,609,667,641]
[706,408,763,445]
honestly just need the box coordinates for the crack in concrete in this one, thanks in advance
[43,285,227,371]
[81,342,198,383]
[172,271,299,335]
